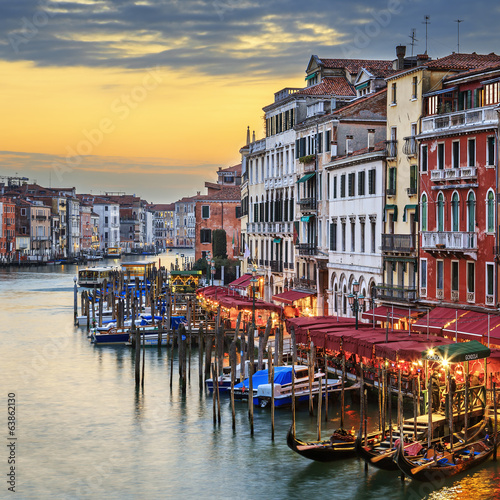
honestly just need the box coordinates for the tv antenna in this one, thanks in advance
[455,19,464,53]
[422,15,431,54]
[409,29,418,57]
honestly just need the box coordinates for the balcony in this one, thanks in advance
[444,168,461,180]
[298,197,317,211]
[375,284,417,303]
[421,106,498,135]
[421,231,477,251]
[402,136,417,156]
[270,260,283,273]
[385,140,398,158]
[386,187,396,197]
[430,170,445,181]
[460,166,477,179]
[293,277,317,292]
[431,167,476,183]
[297,243,317,256]
[381,234,416,253]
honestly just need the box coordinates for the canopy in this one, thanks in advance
[361,306,418,323]
[228,274,253,289]
[234,366,293,389]
[412,307,463,335]
[272,290,315,304]
[297,172,315,183]
[375,337,453,362]
[442,311,500,341]
[422,340,491,363]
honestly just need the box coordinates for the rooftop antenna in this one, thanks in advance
[409,28,418,57]
[422,15,431,54]
[455,19,464,53]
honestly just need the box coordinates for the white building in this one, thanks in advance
[93,200,120,249]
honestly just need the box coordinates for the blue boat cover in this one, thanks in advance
[234,366,293,389]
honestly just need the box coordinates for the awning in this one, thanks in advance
[228,274,253,289]
[301,216,310,222]
[272,290,315,304]
[297,172,316,184]
[273,238,282,244]
[423,86,457,98]
[422,340,490,363]
[362,306,418,323]
[305,72,318,81]
[442,311,500,341]
[412,307,465,335]
[384,205,398,222]
[403,204,418,222]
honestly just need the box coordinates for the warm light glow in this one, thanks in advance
[428,349,435,356]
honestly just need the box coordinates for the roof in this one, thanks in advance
[297,77,356,97]
[331,140,386,162]
[148,203,175,211]
[272,290,315,304]
[218,164,242,173]
[423,340,491,363]
[444,62,500,82]
[318,58,393,74]
[426,52,500,71]
[193,186,241,202]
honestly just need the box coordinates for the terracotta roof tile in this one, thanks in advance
[319,58,393,74]
[426,52,500,71]
[298,77,356,96]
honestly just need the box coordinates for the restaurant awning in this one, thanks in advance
[361,306,417,323]
[228,274,253,289]
[412,307,464,335]
[422,340,491,363]
[272,290,315,304]
[442,310,500,341]
[297,172,316,184]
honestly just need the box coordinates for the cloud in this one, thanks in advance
[3,0,493,78]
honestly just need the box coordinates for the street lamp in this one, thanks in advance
[250,265,258,329]
[211,259,215,286]
[348,281,365,330]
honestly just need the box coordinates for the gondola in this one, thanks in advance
[395,425,496,481]
[355,432,401,471]
[286,424,360,462]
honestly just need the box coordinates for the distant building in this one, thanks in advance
[149,203,175,250]
[0,197,16,260]
[175,197,196,248]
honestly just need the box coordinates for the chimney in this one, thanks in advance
[396,45,406,70]
[246,126,250,145]
[367,129,375,151]
[252,130,255,142]
[417,53,429,66]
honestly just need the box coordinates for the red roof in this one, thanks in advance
[272,290,314,304]
[228,274,253,289]
[361,306,420,323]
[412,307,464,335]
[442,311,500,341]
[298,77,355,96]
[319,58,393,74]
[426,52,500,71]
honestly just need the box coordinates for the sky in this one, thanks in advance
[0,0,498,203]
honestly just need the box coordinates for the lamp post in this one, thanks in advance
[348,281,364,330]
[250,265,258,329]
[211,259,215,286]
[206,251,211,286]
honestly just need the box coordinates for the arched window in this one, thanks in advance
[421,194,428,231]
[487,190,495,233]
[451,192,459,232]
[467,192,476,232]
[437,193,444,232]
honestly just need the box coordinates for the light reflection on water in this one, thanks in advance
[2,253,500,499]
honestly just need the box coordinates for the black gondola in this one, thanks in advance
[355,432,401,471]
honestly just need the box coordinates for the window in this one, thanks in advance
[351,222,355,252]
[452,192,459,231]
[487,136,496,166]
[411,76,418,99]
[467,262,475,294]
[105,206,108,211]
[485,81,500,105]
[358,171,365,196]
[388,167,396,195]
[437,193,444,232]
[200,229,211,243]
[391,82,397,104]
[327,173,330,199]
[333,176,337,199]
[360,222,365,253]
[437,143,444,170]
[467,192,476,232]
[371,221,376,253]
[468,139,475,167]
[105,216,108,224]
[421,259,427,289]
[421,144,428,172]
[340,175,346,198]
[235,206,242,219]
[421,194,427,232]
[409,165,417,194]
[202,205,210,219]
[325,130,331,152]
[487,191,495,233]
[487,263,494,298]
[341,222,346,252]
[437,260,444,291]
[452,141,460,169]
[368,169,376,194]
[451,261,459,292]
[330,222,337,251]
[348,173,355,196]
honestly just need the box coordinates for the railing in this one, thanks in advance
[375,284,417,302]
[430,170,444,181]
[293,278,317,291]
[444,168,461,180]
[460,166,477,179]
[407,186,418,196]
[296,243,317,256]
[381,234,415,252]
[402,136,417,156]
[270,260,283,273]
[421,231,477,251]
[298,198,317,211]
[386,187,396,196]
[421,106,498,133]
[385,140,398,158]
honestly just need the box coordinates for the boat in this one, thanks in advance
[395,430,496,481]
[121,261,155,281]
[286,424,357,462]
[206,360,266,392]
[77,266,118,288]
[105,247,122,259]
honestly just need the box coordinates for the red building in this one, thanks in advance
[0,197,16,259]
[418,64,500,309]
[194,165,242,261]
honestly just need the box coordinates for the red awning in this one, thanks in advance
[412,307,463,335]
[443,311,500,340]
[374,338,453,362]
[361,306,417,323]
[228,274,253,289]
[272,290,315,304]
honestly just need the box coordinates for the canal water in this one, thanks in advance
[2,252,500,499]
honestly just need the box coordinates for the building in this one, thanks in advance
[92,198,120,250]
[149,203,175,250]
[0,197,16,260]
[175,196,196,248]
[417,62,500,309]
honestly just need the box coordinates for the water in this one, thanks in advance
[2,253,500,499]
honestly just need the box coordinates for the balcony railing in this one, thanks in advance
[460,166,477,179]
[375,284,417,302]
[386,187,396,196]
[421,106,498,133]
[421,231,477,251]
[430,170,445,181]
[444,168,461,180]
[270,260,283,273]
[385,140,398,158]
[402,137,417,156]
[297,243,317,256]
[293,278,317,291]
[298,197,317,211]
[381,234,416,253]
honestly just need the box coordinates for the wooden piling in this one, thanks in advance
[269,350,275,441]
[341,353,346,429]
[317,362,322,441]
[230,340,237,431]
[308,341,315,416]
[324,353,329,422]
[141,327,145,387]
[198,325,204,390]
[494,381,497,461]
